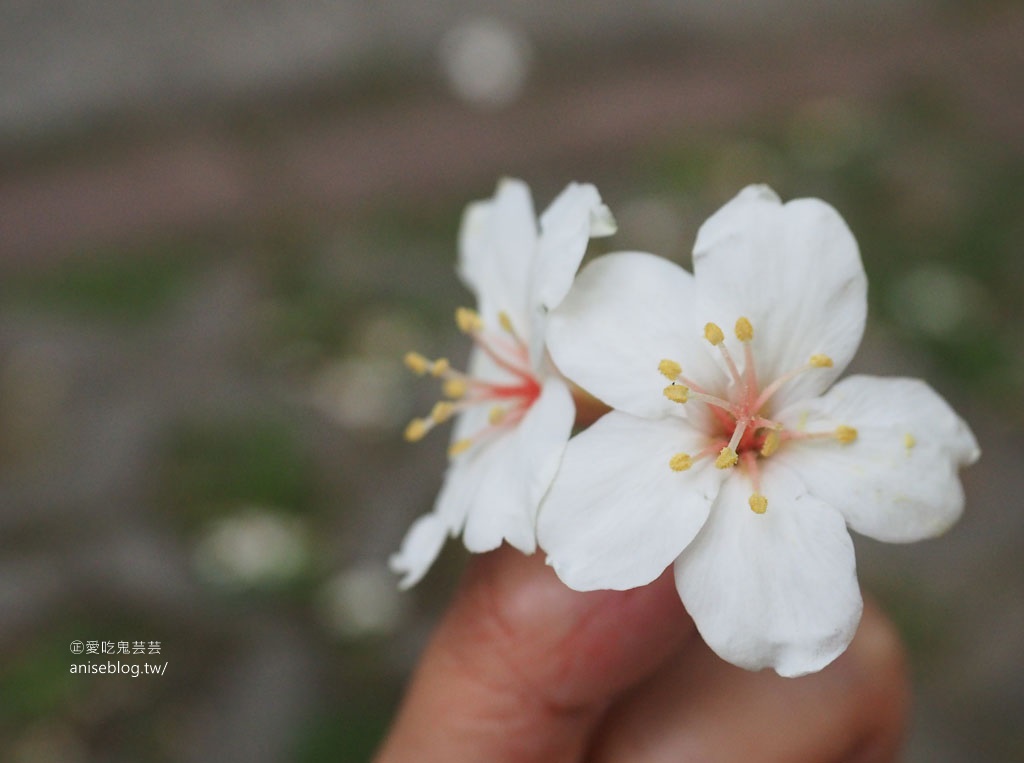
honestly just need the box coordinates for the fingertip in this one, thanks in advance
[377,545,692,762]
[453,545,692,708]
[840,597,911,762]
[588,592,913,763]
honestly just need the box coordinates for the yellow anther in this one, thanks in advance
[404,418,429,442]
[749,493,768,514]
[760,429,780,457]
[715,447,738,469]
[658,359,682,381]
[455,307,483,333]
[448,438,473,457]
[430,402,455,423]
[809,354,834,368]
[442,378,467,399]
[669,452,693,472]
[498,311,515,334]
[663,384,690,404]
[904,433,916,450]
[430,358,450,377]
[835,425,858,444]
[488,406,506,425]
[735,316,754,342]
[404,352,431,375]
[704,322,725,346]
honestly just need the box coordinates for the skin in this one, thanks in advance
[375,546,910,762]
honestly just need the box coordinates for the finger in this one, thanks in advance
[375,545,696,763]
[587,596,910,763]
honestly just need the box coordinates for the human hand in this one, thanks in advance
[375,546,909,762]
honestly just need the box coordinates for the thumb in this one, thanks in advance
[375,545,694,763]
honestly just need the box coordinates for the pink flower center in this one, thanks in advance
[659,317,856,514]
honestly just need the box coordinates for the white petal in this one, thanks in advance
[539,411,723,591]
[436,432,528,554]
[461,431,537,554]
[454,377,575,556]
[773,375,980,542]
[389,512,450,589]
[457,178,537,331]
[435,346,553,544]
[533,182,617,312]
[434,351,503,534]
[433,451,484,537]
[674,463,863,676]
[515,376,577,512]
[547,252,725,420]
[693,185,867,410]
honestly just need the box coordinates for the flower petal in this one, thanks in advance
[457,178,537,331]
[533,182,616,312]
[539,411,723,591]
[674,463,863,677]
[456,376,575,555]
[693,185,867,410]
[460,433,537,554]
[516,376,577,512]
[433,449,485,539]
[434,350,505,534]
[773,375,980,542]
[389,512,450,589]
[547,252,724,420]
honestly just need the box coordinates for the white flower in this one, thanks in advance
[390,178,616,588]
[538,185,980,676]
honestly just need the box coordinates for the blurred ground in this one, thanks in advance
[0,1,1022,761]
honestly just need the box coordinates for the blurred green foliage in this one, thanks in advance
[160,416,315,524]
[0,243,205,323]
[0,625,85,728]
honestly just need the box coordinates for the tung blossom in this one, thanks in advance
[390,178,615,588]
[538,185,979,676]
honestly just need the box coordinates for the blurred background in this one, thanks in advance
[0,1,1021,760]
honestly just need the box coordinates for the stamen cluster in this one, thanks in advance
[404,308,539,458]
[658,316,858,513]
